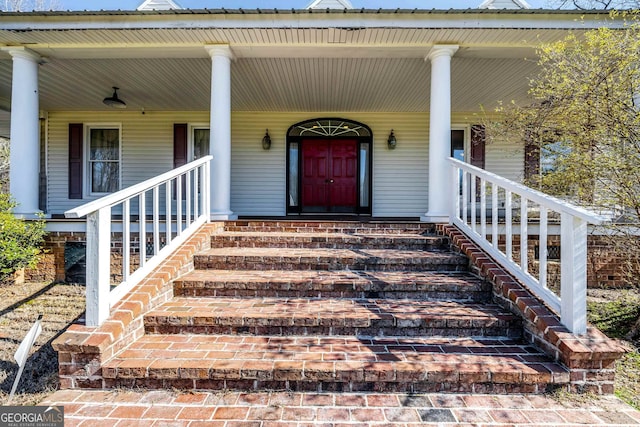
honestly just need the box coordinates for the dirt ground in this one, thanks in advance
[0,280,638,408]
[0,280,85,406]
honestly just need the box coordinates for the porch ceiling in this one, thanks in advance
[0,11,601,118]
[0,54,538,114]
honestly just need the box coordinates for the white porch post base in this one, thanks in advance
[206,44,235,220]
[4,47,41,216]
[210,211,238,220]
[422,44,458,224]
[420,214,449,223]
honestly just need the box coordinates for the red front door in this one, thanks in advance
[302,139,357,212]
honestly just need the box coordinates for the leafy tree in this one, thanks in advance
[0,0,59,11]
[0,194,46,283]
[485,15,640,336]
[547,0,640,9]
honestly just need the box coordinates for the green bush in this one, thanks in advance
[0,193,47,282]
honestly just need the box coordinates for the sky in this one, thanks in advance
[57,0,547,11]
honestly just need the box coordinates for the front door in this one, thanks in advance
[301,139,357,213]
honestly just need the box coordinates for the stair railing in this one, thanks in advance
[65,156,212,327]
[448,158,608,334]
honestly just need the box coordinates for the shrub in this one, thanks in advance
[0,193,47,282]
[0,137,8,193]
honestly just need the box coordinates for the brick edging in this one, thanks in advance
[437,224,627,394]
[52,222,225,389]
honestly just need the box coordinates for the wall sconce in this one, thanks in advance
[387,130,397,150]
[262,129,272,150]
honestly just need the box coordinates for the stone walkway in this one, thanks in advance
[42,390,640,426]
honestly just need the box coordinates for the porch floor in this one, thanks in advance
[42,389,640,426]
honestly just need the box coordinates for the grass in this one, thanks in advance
[587,289,640,410]
[0,281,85,406]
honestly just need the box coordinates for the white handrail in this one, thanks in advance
[65,156,212,327]
[66,156,212,219]
[449,158,608,334]
[449,159,608,225]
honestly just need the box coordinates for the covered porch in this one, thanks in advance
[0,8,616,222]
[0,8,629,398]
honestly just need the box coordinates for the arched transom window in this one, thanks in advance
[288,119,372,138]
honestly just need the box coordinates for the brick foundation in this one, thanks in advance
[51,222,223,389]
[438,224,627,394]
[27,231,174,284]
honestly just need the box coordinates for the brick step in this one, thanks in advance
[174,270,491,301]
[144,297,521,337]
[224,220,436,234]
[102,335,569,394]
[211,231,450,251]
[193,247,469,272]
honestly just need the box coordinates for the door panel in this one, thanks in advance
[301,139,357,212]
[330,140,357,208]
[302,140,330,208]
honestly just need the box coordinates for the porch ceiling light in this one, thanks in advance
[103,87,127,109]
[262,129,272,150]
[387,130,397,150]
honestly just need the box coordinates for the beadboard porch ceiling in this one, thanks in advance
[0,53,539,114]
[0,8,617,118]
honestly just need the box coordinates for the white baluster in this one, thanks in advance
[471,174,477,234]
[176,175,183,235]
[480,178,487,239]
[462,171,468,226]
[123,199,130,283]
[492,183,498,247]
[185,171,192,227]
[153,186,160,255]
[165,180,172,246]
[505,190,513,262]
[539,207,548,289]
[521,197,528,274]
[139,192,146,267]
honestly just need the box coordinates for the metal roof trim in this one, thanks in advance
[0,8,617,17]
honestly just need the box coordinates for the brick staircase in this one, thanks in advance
[99,220,571,394]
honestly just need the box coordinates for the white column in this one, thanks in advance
[206,45,237,220]
[3,47,40,216]
[421,45,458,223]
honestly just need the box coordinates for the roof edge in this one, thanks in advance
[0,8,620,17]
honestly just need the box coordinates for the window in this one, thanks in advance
[192,128,210,160]
[87,126,120,194]
[189,126,210,161]
[540,141,568,175]
[451,129,466,161]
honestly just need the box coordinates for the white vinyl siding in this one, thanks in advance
[47,111,208,214]
[485,137,525,182]
[230,112,429,217]
[46,110,524,217]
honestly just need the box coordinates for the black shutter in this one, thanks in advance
[470,124,486,170]
[68,123,83,199]
[174,123,188,168]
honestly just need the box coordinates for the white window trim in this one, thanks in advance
[188,123,210,162]
[451,124,471,162]
[84,123,122,197]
